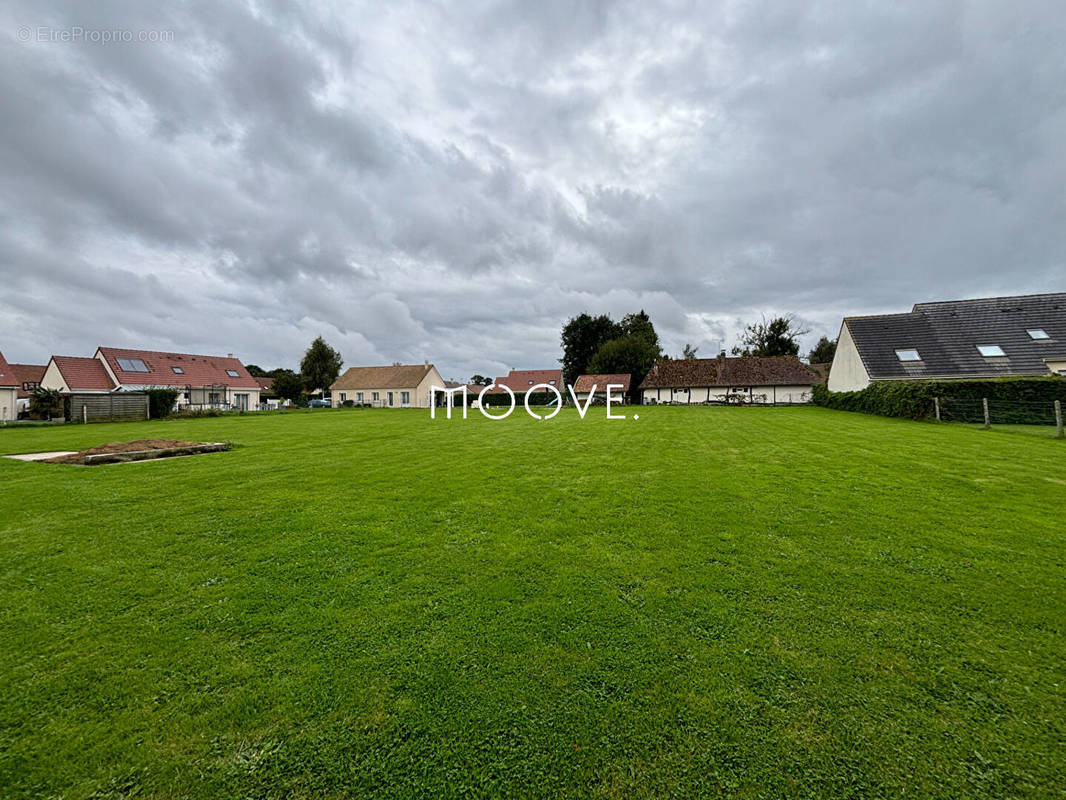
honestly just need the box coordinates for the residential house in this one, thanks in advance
[11,363,46,414]
[330,362,444,408]
[484,368,564,401]
[828,293,1066,392]
[93,347,260,409]
[41,355,118,394]
[0,351,17,421]
[572,373,631,404]
[640,355,819,404]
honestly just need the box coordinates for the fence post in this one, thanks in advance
[82,405,87,425]
[983,397,990,429]
[934,396,940,422]
[1056,400,1063,439]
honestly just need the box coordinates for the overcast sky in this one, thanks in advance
[2,1,1064,380]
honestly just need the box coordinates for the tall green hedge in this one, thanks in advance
[146,388,180,419]
[812,377,1066,421]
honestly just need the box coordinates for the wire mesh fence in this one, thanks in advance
[937,396,1064,436]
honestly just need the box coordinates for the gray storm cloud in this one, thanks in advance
[1,0,1064,378]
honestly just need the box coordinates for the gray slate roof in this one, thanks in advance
[846,293,1066,380]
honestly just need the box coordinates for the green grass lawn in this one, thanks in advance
[1,407,1063,798]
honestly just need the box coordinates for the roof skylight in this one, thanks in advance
[116,357,149,372]
[1027,329,1050,340]
[226,369,240,377]
[895,349,921,362]
[976,344,1006,357]
[172,366,184,374]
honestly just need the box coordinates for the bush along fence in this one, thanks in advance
[812,377,1066,436]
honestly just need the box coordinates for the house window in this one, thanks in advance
[528,380,534,385]
[401,391,410,405]
[340,393,347,402]
[895,349,921,362]
[357,392,363,403]
[226,369,240,378]
[117,357,149,372]
[549,379,556,385]
[372,392,379,401]
[1027,329,1050,340]
[208,392,221,405]
[976,344,1006,357]
[172,366,184,374]
[387,392,394,406]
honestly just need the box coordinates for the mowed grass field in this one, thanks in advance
[1,407,1063,799]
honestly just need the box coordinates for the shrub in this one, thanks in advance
[29,387,64,419]
[146,388,180,419]
[170,407,233,419]
[813,377,1066,420]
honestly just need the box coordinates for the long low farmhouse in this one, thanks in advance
[828,292,1066,392]
[640,355,819,404]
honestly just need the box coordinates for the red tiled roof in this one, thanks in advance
[11,363,46,398]
[96,347,260,389]
[573,373,631,393]
[50,356,116,391]
[255,376,274,392]
[486,368,564,393]
[0,350,16,388]
[640,356,819,389]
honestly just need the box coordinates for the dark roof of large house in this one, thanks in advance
[845,292,1066,380]
[11,363,47,398]
[331,364,434,390]
[574,373,632,392]
[96,347,260,389]
[641,356,819,388]
[50,356,117,391]
[486,368,564,393]
[0,350,17,388]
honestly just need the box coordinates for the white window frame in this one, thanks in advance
[1027,329,1050,340]
[976,344,1006,357]
[895,349,921,362]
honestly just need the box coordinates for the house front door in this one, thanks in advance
[387,392,394,407]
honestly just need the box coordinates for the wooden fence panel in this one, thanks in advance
[66,393,149,423]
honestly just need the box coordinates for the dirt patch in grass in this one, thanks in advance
[44,440,228,465]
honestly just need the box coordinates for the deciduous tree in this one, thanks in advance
[300,337,343,393]
[732,316,809,357]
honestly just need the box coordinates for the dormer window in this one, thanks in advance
[976,344,1006,357]
[1027,329,1050,340]
[895,349,921,362]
